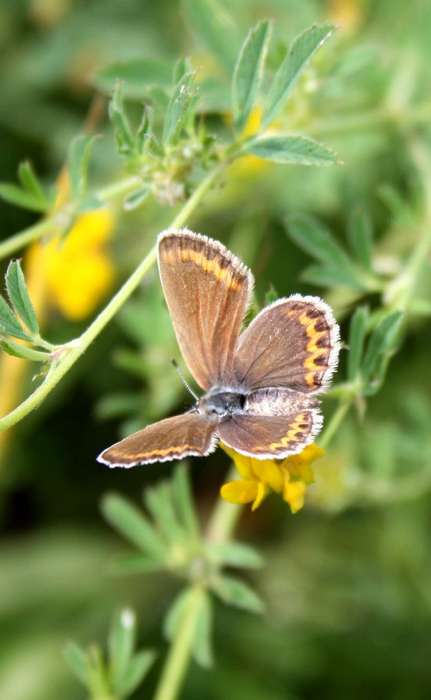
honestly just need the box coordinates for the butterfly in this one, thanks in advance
[98,229,340,467]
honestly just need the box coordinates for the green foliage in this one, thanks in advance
[101,466,264,668]
[2,2,431,699]
[262,24,334,127]
[64,609,156,699]
[0,161,51,213]
[245,134,338,166]
[232,20,271,133]
[286,212,381,292]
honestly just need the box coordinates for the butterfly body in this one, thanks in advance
[98,229,340,468]
[197,389,246,418]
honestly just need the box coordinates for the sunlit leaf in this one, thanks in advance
[245,135,337,166]
[163,72,196,144]
[0,296,30,341]
[263,24,334,127]
[232,20,271,133]
[206,541,264,569]
[0,183,47,212]
[6,260,39,335]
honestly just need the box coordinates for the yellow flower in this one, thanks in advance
[327,0,363,32]
[28,208,115,321]
[220,443,325,513]
[228,106,270,179]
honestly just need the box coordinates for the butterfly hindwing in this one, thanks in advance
[217,402,322,459]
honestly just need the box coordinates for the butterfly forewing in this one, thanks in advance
[234,295,340,393]
[158,229,253,390]
[97,413,218,467]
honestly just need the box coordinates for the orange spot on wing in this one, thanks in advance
[160,246,243,291]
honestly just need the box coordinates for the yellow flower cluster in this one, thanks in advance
[28,208,115,321]
[220,443,325,513]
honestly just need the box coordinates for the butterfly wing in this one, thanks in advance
[158,229,253,390]
[218,388,321,458]
[97,413,218,467]
[234,294,340,393]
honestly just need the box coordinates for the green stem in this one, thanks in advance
[0,219,53,259]
[0,163,226,431]
[153,465,243,700]
[0,175,141,261]
[153,585,204,700]
[205,466,242,543]
[319,399,351,449]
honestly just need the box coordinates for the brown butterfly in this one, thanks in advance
[98,229,340,467]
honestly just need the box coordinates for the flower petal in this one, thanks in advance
[250,458,284,492]
[283,478,307,514]
[220,443,254,479]
[220,479,259,505]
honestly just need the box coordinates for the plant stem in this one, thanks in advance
[319,399,351,449]
[0,175,141,261]
[154,465,243,700]
[0,219,53,259]
[0,162,226,431]
[206,466,242,543]
[153,585,204,700]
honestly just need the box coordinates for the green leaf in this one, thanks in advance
[67,134,98,200]
[173,56,193,85]
[94,58,172,97]
[63,642,89,686]
[5,260,39,334]
[164,588,192,641]
[348,210,373,270]
[164,588,213,668]
[144,482,184,544]
[109,609,136,692]
[0,338,49,362]
[263,24,334,127]
[109,84,136,157]
[162,72,196,145]
[347,306,369,381]
[212,575,265,613]
[123,186,151,211]
[192,592,213,668]
[183,0,239,73]
[232,20,271,133]
[18,161,49,210]
[101,493,167,561]
[245,135,338,166]
[0,296,30,340]
[0,183,47,212]
[362,311,403,375]
[301,264,365,291]
[115,650,156,697]
[171,464,200,540]
[287,214,352,269]
[206,541,264,569]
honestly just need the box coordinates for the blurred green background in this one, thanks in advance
[1,0,431,698]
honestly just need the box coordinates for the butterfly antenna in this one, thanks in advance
[171,359,199,401]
